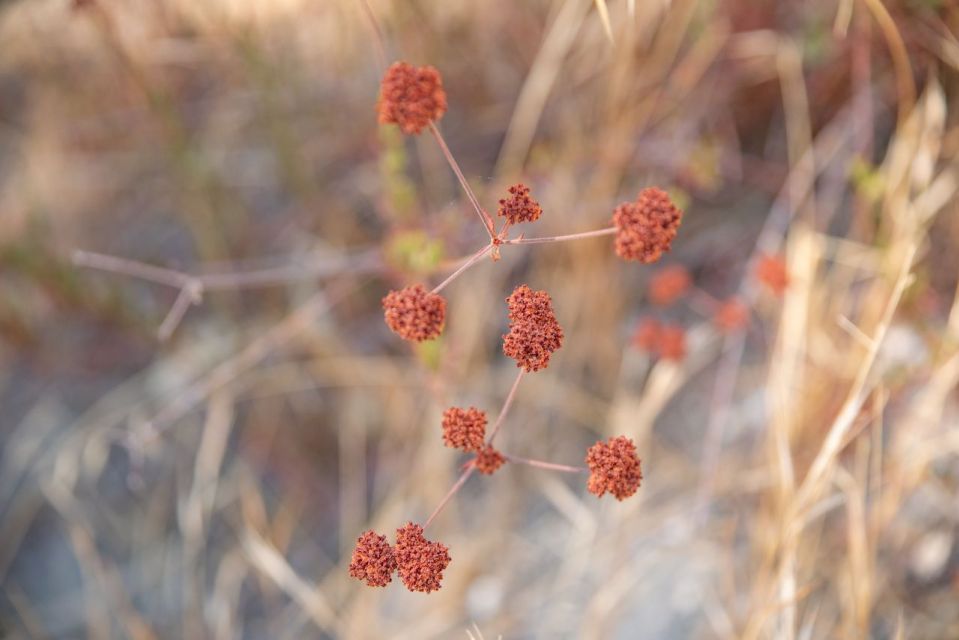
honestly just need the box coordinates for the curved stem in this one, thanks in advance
[502,226,616,245]
[431,244,492,294]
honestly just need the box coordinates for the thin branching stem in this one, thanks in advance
[502,226,616,245]
[503,454,585,474]
[428,122,496,239]
[486,369,525,446]
[423,465,475,531]
[431,244,492,294]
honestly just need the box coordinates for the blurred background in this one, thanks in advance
[1,0,958,638]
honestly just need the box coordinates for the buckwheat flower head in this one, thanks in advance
[394,523,451,593]
[382,284,446,342]
[473,445,506,475]
[377,62,447,135]
[648,265,692,306]
[586,436,643,500]
[497,183,542,225]
[657,325,687,361]
[349,530,397,587]
[631,317,661,352]
[441,406,487,452]
[714,298,750,334]
[612,187,683,263]
[502,284,564,372]
[756,254,789,295]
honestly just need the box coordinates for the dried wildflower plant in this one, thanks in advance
[613,187,683,264]
[382,284,446,342]
[498,183,542,226]
[349,530,398,587]
[756,253,789,295]
[441,406,487,452]
[648,265,692,306]
[502,284,564,372]
[377,62,447,135]
[473,445,506,475]
[394,523,451,593]
[586,436,643,500]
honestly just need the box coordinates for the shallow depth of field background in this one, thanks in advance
[2,1,959,638]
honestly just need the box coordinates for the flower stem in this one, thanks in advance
[503,454,585,474]
[428,122,496,240]
[423,465,475,531]
[486,369,525,446]
[502,226,616,245]
[431,244,492,294]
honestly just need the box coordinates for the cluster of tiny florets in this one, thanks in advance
[382,284,446,342]
[648,265,692,306]
[714,298,750,333]
[502,284,564,372]
[498,183,542,225]
[612,187,683,263]
[473,445,507,475]
[377,62,447,135]
[348,530,398,588]
[630,318,686,361]
[394,523,452,593]
[586,436,643,500]
[756,254,789,295]
[442,406,487,452]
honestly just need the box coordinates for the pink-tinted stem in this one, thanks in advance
[428,122,496,239]
[431,243,492,294]
[503,454,585,474]
[423,465,475,530]
[503,226,616,245]
[486,369,525,446]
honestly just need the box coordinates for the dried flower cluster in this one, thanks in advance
[648,265,692,306]
[498,183,542,225]
[441,406,487,452]
[348,530,398,588]
[714,298,750,333]
[612,188,683,263]
[502,285,564,372]
[473,445,506,475]
[756,254,789,295]
[586,436,643,500]
[382,284,446,342]
[394,523,452,593]
[377,62,447,135]
[630,318,687,361]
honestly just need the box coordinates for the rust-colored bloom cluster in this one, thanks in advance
[498,183,542,225]
[648,265,692,306]
[473,445,506,475]
[756,254,789,295]
[442,406,487,452]
[586,436,643,500]
[630,318,686,361]
[612,187,683,264]
[394,523,451,593]
[382,284,446,342]
[377,62,448,135]
[502,285,564,372]
[349,530,398,587]
[714,298,750,334]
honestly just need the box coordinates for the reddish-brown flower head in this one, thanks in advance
[657,325,687,361]
[441,407,487,452]
[631,317,661,352]
[714,298,750,334]
[394,523,451,593]
[349,530,397,587]
[498,183,542,225]
[473,445,506,475]
[502,285,564,372]
[586,436,643,500]
[382,284,446,342]
[612,187,683,263]
[377,62,447,135]
[756,254,789,295]
[648,265,692,306]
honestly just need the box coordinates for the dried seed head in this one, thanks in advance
[586,436,643,500]
[382,284,446,342]
[394,523,451,593]
[349,530,397,587]
[377,62,447,135]
[648,265,692,306]
[657,325,687,361]
[497,183,542,225]
[631,317,661,352]
[714,298,750,334]
[502,284,564,372]
[612,187,683,263]
[441,407,487,452]
[756,254,789,295]
[473,445,506,475]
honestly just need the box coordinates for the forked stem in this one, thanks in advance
[431,244,492,294]
[428,122,496,239]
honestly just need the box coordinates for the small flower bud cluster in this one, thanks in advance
[502,285,564,372]
[382,284,446,342]
[613,188,683,264]
[349,523,451,593]
[377,62,447,135]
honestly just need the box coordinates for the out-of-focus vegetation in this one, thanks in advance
[1,0,958,638]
